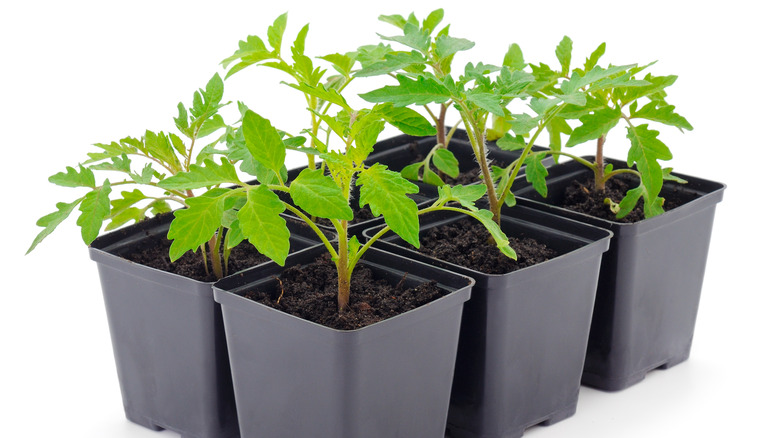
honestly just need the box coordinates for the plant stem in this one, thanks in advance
[594,135,606,191]
[207,231,223,280]
[337,219,350,314]
[461,110,500,223]
[436,103,447,146]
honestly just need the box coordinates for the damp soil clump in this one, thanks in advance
[123,236,269,282]
[560,175,699,223]
[239,254,449,330]
[415,217,558,275]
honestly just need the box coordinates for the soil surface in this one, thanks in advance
[239,253,449,330]
[561,175,699,223]
[124,235,269,282]
[415,217,558,274]
[408,142,505,186]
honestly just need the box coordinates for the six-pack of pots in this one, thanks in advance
[28,9,725,438]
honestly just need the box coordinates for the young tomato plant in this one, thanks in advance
[28,74,239,278]
[221,13,366,170]
[352,9,472,185]
[520,38,692,219]
[164,87,515,314]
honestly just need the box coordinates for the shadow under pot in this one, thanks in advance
[213,245,474,438]
[364,206,612,438]
[512,156,726,391]
[89,212,330,438]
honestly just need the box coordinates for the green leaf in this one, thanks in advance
[168,188,231,261]
[423,167,445,186]
[283,82,351,110]
[319,53,355,77]
[438,184,487,211]
[626,124,671,210]
[561,64,635,94]
[348,235,362,263]
[355,51,427,77]
[110,189,147,214]
[615,186,643,219]
[631,101,693,131]
[496,133,525,151]
[466,92,505,117]
[473,209,516,260]
[584,43,606,72]
[149,199,172,215]
[525,152,549,197]
[434,35,475,60]
[222,35,276,78]
[242,110,286,173]
[49,165,95,188]
[144,130,181,171]
[379,23,430,52]
[503,43,526,70]
[105,207,145,231]
[566,107,621,147]
[662,167,687,184]
[360,74,451,107]
[130,164,155,185]
[350,112,386,163]
[76,180,112,245]
[237,186,290,266]
[555,36,573,76]
[267,12,287,53]
[401,162,424,181]
[432,148,459,179]
[378,14,407,29]
[357,164,420,247]
[290,168,353,220]
[422,9,444,32]
[377,105,436,136]
[509,113,539,136]
[27,199,83,254]
[158,157,241,191]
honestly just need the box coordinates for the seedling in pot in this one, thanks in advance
[221,13,362,171]
[359,13,620,225]
[520,37,693,219]
[352,9,471,184]
[27,74,245,278]
[163,86,515,314]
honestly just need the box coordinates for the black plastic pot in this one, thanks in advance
[512,157,726,391]
[89,213,330,438]
[367,130,549,199]
[364,207,612,438]
[213,245,474,438]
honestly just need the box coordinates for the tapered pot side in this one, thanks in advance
[88,212,329,438]
[512,157,726,391]
[213,246,474,438]
[367,130,551,199]
[364,207,612,438]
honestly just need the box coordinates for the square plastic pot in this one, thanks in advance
[89,213,330,438]
[367,130,550,199]
[512,157,726,391]
[364,207,612,438]
[212,245,474,438]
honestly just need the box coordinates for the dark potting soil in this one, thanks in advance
[415,217,558,275]
[239,253,449,330]
[407,142,504,186]
[561,175,700,223]
[124,235,269,282]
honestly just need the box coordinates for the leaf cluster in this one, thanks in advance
[29,74,231,254]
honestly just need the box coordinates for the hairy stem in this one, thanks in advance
[461,110,500,223]
[337,219,350,314]
[436,103,448,146]
[594,135,606,191]
[207,230,223,280]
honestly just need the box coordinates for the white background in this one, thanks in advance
[2,1,778,437]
